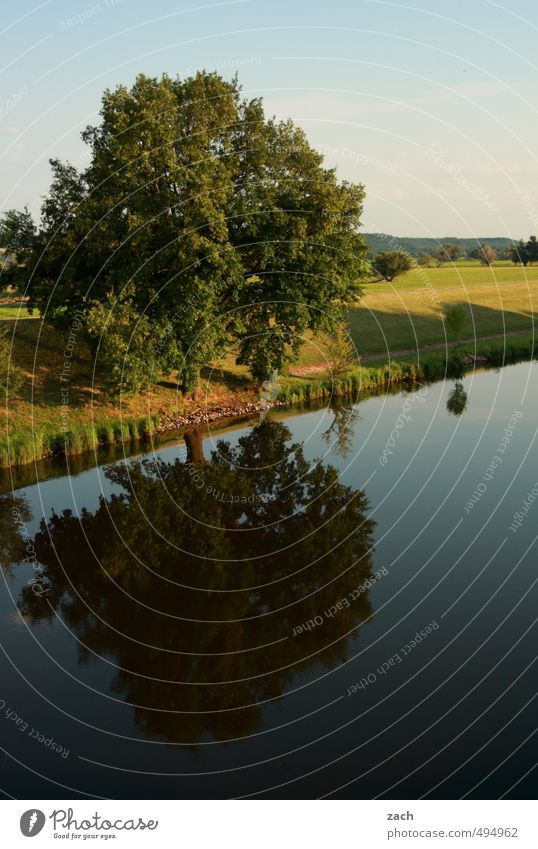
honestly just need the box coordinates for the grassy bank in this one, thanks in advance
[2,332,535,469]
[1,264,537,469]
[276,334,537,404]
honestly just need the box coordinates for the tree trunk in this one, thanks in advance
[184,428,207,465]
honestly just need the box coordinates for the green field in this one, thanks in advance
[0,303,37,320]
[295,264,538,369]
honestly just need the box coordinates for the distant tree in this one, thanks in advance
[373,250,413,282]
[443,304,467,344]
[526,235,538,265]
[508,240,529,266]
[0,206,36,291]
[417,252,435,267]
[469,243,496,266]
[434,243,464,265]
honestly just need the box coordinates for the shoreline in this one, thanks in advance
[2,334,536,471]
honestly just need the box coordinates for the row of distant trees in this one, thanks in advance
[415,236,538,269]
[371,235,538,282]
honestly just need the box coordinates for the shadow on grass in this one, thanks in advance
[346,301,537,357]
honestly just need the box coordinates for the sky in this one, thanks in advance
[1,0,538,238]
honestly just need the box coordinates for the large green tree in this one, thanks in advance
[21,72,367,393]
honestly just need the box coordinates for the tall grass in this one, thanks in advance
[277,339,537,404]
[0,413,161,468]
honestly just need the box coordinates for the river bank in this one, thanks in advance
[2,332,535,470]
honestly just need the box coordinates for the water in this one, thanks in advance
[1,362,537,799]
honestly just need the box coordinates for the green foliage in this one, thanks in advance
[325,324,357,380]
[85,298,162,396]
[508,236,538,266]
[469,243,497,265]
[0,206,36,291]
[373,250,413,282]
[443,304,467,342]
[434,243,464,264]
[446,381,468,416]
[417,252,435,267]
[363,233,512,258]
[24,71,368,392]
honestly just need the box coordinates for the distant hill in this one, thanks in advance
[362,234,513,258]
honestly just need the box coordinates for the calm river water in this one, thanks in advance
[1,361,537,799]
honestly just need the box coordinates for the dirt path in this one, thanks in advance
[288,330,530,376]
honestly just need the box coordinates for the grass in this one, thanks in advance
[294,264,538,368]
[0,303,37,320]
[1,264,537,467]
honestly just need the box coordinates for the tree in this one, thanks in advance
[325,323,357,381]
[508,240,529,266]
[469,243,496,265]
[373,250,413,282]
[443,304,467,344]
[526,235,538,265]
[0,206,36,290]
[417,251,435,267]
[434,243,463,265]
[24,72,368,393]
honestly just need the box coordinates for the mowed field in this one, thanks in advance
[2,263,537,434]
[297,264,538,367]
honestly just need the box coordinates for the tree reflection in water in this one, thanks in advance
[19,420,376,744]
[446,380,468,416]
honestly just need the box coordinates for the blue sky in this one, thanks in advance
[2,0,538,237]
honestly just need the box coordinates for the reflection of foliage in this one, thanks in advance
[446,381,468,416]
[322,399,361,458]
[20,420,376,744]
[0,493,31,575]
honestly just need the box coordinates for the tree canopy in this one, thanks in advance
[3,72,368,394]
[373,249,413,282]
[469,243,496,266]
